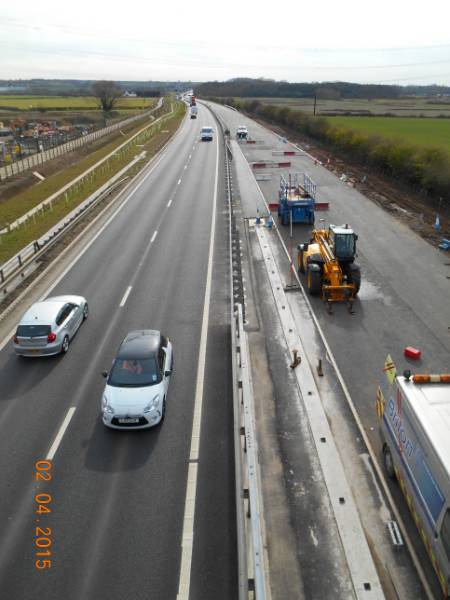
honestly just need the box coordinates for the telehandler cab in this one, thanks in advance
[297,224,361,311]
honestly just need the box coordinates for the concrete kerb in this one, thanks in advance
[255,223,384,598]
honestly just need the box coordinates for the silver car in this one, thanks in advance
[13,295,88,357]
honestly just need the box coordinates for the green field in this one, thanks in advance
[252,96,450,118]
[324,116,450,152]
[0,95,155,111]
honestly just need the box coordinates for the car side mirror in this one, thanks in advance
[164,370,172,377]
[102,371,108,378]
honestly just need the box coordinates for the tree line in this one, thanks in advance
[211,96,450,201]
[196,78,450,100]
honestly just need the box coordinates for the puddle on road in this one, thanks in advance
[358,280,392,305]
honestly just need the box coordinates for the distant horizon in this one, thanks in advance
[1,77,450,90]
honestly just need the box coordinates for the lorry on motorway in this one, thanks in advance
[190,105,198,119]
[190,95,196,107]
[377,363,450,597]
[278,172,317,226]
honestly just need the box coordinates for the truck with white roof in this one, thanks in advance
[377,361,450,596]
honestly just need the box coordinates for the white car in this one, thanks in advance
[13,295,88,357]
[236,125,248,140]
[200,126,214,141]
[101,330,173,429]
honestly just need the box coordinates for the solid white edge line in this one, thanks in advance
[46,407,76,460]
[119,285,132,307]
[176,120,218,600]
[150,230,158,243]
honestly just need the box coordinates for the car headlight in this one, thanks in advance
[144,395,159,413]
[102,396,114,414]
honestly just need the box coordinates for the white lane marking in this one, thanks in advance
[167,199,172,207]
[119,285,132,307]
[188,154,192,160]
[151,230,158,243]
[177,178,182,185]
[0,150,167,353]
[177,116,219,600]
[46,407,76,460]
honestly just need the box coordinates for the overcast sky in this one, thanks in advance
[2,0,450,85]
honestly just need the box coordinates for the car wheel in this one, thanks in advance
[83,303,89,320]
[383,446,396,480]
[160,398,166,423]
[61,335,69,354]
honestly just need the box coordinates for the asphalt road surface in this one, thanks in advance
[0,106,237,600]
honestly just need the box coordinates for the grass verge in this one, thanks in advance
[0,101,185,264]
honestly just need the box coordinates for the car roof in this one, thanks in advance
[118,330,161,359]
[20,301,66,325]
[201,126,213,131]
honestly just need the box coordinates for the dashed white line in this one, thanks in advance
[184,165,187,170]
[177,178,182,185]
[46,407,76,460]
[176,116,219,600]
[151,230,158,243]
[167,199,172,207]
[188,154,192,160]
[119,285,132,307]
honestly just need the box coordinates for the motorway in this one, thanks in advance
[0,107,237,599]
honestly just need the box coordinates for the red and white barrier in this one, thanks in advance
[251,161,292,169]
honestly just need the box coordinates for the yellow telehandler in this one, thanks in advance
[297,224,360,311]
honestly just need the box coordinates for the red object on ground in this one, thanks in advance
[246,140,257,144]
[284,151,295,155]
[314,202,329,211]
[277,161,291,167]
[268,203,279,210]
[404,346,422,360]
[252,163,267,168]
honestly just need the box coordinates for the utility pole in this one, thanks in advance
[313,93,317,116]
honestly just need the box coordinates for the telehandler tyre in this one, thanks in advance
[347,263,361,295]
[307,265,321,295]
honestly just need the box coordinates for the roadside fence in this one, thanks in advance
[0,98,164,182]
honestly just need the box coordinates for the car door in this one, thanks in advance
[55,305,71,338]
[158,346,170,396]
[69,302,83,333]
[62,304,78,339]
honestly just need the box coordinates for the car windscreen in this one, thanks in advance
[108,357,161,387]
[16,325,51,338]
[202,128,213,134]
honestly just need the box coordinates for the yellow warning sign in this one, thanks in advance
[383,354,397,384]
[376,386,385,419]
